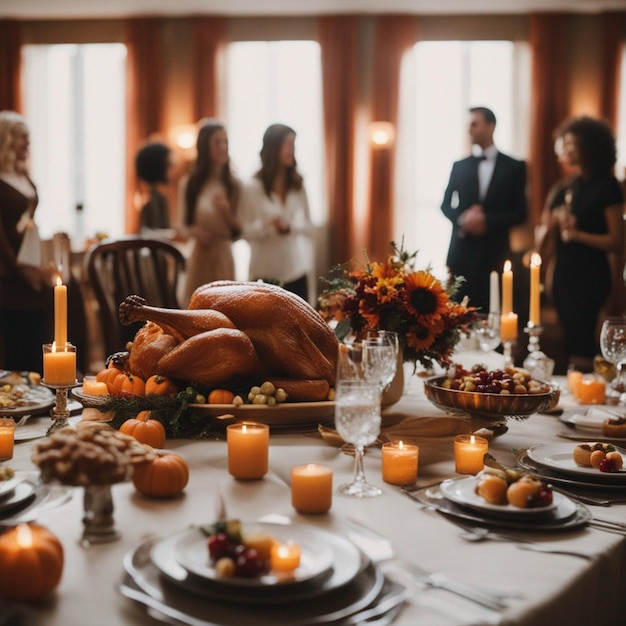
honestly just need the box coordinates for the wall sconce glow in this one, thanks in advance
[170,124,198,151]
[368,121,395,149]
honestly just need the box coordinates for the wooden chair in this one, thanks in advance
[85,236,185,359]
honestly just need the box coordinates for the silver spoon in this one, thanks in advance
[459,526,592,559]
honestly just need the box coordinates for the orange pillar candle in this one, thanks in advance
[291,464,333,514]
[576,376,606,405]
[43,343,76,385]
[381,441,419,485]
[501,260,513,315]
[0,418,16,461]
[82,375,109,397]
[54,278,67,348]
[227,422,269,480]
[500,312,518,341]
[529,253,542,326]
[454,434,489,474]
[270,541,301,573]
[567,370,583,399]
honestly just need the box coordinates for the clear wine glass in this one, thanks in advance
[361,330,399,394]
[334,377,382,498]
[600,317,626,404]
[473,313,501,352]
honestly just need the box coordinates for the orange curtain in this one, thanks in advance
[528,13,569,226]
[124,18,165,233]
[367,16,418,262]
[600,11,626,128]
[318,16,359,266]
[0,20,22,111]
[191,17,225,121]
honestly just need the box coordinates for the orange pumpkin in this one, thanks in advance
[133,451,189,498]
[118,372,146,397]
[0,523,64,601]
[119,411,166,448]
[96,366,124,394]
[208,389,235,404]
[145,374,178,397]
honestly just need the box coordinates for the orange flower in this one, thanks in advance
[403,271,449,321]
[407,324,436,350]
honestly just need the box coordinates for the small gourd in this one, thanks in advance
[119,411,166,448]
[133,451,189,498]
[0,523,64,601]
[208,389,235,404]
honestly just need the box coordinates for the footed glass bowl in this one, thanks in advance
[423,376,560,421]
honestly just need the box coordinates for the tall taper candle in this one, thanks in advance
[529,253,541,326]
[489,271,500,314]
[54,277,67,348]
[501,260,513,315]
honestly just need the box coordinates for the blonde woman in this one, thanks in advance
[0,110,55,370]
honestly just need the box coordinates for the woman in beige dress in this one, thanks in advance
[180,120,241,304]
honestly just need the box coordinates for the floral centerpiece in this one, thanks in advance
[319,242,478,372]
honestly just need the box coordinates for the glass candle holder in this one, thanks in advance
[227,422,269,480]
[43,342,77,386]
[291,464,333,514]
[0,418,16,461]
[454,434,489,474]
[381,441,419,485]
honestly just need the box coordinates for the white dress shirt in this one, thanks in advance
[475,144,498,201]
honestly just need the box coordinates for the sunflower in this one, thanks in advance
[372,276,403,305]
[403,271,449,321]
[406,323,436,350]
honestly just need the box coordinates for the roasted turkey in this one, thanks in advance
[118,281,339,397]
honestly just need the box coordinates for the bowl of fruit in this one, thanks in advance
[423,365,560,421]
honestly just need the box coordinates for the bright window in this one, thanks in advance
[225,40,325,282]
[396,41,531,278]
[21,44,126,243]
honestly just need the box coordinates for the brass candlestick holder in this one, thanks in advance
[41,381,79,435]
[523,323,555,381]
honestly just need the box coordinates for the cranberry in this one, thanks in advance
[235,548,265,577]
[537,485,553,506]
[599,457,618,473]
[208,533,231,562]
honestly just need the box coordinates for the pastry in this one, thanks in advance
[602,417,626,438]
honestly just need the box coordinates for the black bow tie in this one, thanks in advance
[475,155,487,161]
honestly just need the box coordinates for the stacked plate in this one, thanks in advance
[122,522,399,625]
[410,475,592,531]
[0,473,37,518]
[519,442,626,492]
[560,407,626,442]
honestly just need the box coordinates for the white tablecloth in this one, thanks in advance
[4,364,626,626]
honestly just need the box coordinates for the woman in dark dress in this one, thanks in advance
[135,141,173,233]
[538,116,624,371]
[0,111,55,371]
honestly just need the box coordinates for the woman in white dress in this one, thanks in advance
[240,124,314,302]
[180,120,241,304]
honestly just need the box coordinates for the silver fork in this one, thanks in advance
[345,517,508,611]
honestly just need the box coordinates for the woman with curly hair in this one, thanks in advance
[179,119,242,304]
[0,110,55,370]
[240,123,315,302]
[538,116,624,370]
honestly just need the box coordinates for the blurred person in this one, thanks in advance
[537,116,624,371]
[135,141,174,234]
[0,111,55,371]
[180,120,242,304]
[441,106,528,312]
[240,123,314,302]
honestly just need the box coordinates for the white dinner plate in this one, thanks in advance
[0,384,54,417]
[440,476,561,518]
[527,443,626,482]
[0,475,20,499]
[0,480,36,515]
[151,524,365,604]
[175,524,334,587]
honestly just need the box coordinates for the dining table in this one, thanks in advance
[3,348,626,626]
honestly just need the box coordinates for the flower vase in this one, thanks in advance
[382,348,404,407]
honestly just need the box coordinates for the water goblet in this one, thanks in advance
[600,317,626,404]
[473,313,501,352]
[361,330,399,394]
[334,378,382,498]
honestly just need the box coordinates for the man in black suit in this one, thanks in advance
[440,107,527,312]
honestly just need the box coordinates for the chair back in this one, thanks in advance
[85,236,185,358]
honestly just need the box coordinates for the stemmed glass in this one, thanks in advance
[600,317,626,404]
[334,343,383,497]
[472,313,501,353]
[361,330,399,395]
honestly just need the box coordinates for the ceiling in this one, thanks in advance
[2,0,626,19]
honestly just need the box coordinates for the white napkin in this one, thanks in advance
[570,407,625,430]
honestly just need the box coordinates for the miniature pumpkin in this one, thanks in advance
[117,372,146,397]
[133,451,189,498]
[119,411,166,448]
[145,374,178,397]
[208,389,235,404]
[0,523,64,601]
[97,367,125,394]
